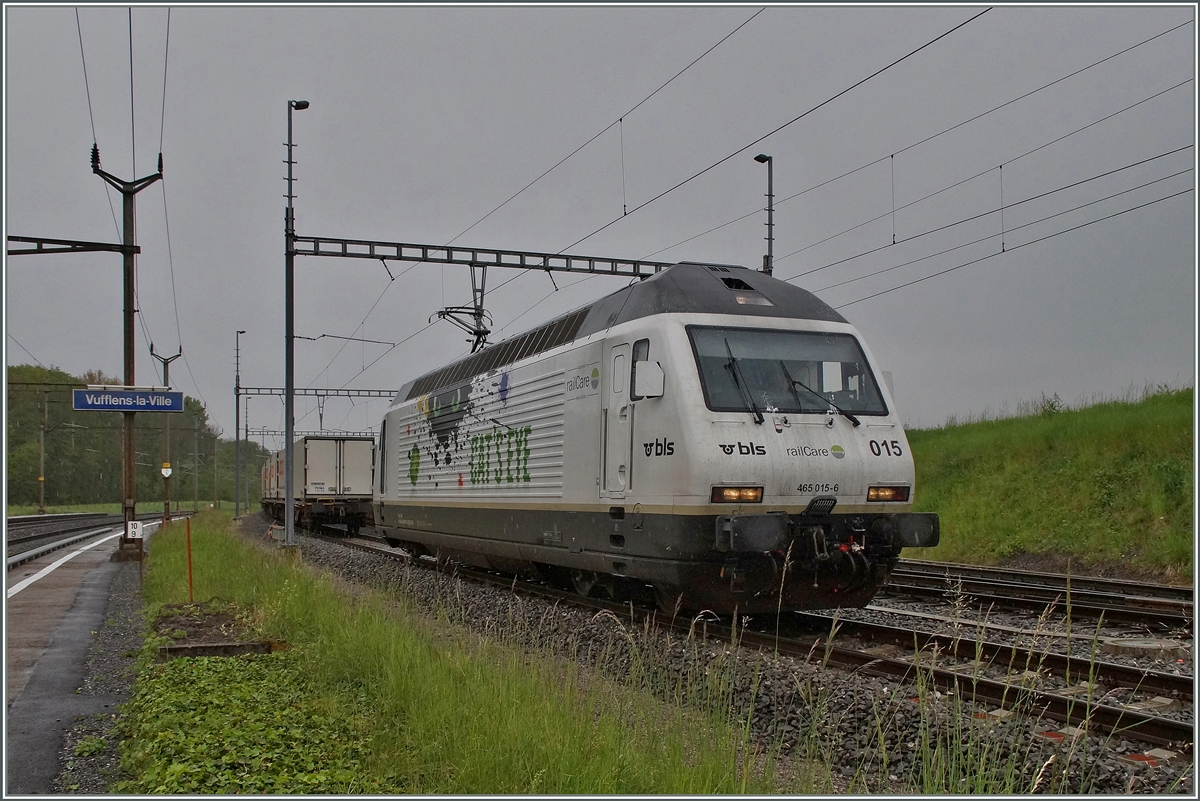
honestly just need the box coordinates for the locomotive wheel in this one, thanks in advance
[654,584,686,616]
[383,536,403,548]
[570,570,600,598]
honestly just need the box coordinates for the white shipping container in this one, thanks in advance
[305,438,339,496]
[340,439,374,496]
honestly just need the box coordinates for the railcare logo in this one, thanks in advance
[718,442,766,456]
[786,444,845,458]
[565,363,601,401]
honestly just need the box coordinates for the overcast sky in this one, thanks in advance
[4,4,1195,445]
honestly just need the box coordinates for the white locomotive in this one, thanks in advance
[375,262,937,613]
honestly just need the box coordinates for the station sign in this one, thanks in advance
[73,388,184,412]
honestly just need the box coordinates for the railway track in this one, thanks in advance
[885,559,1194,628]
[314,527,1193,749]
[6,511,194,567]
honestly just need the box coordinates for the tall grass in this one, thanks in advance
[134,512,783,793]
[906,386,1192,578]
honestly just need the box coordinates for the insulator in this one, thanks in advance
[90,144,100,170]
[157,152,163,173]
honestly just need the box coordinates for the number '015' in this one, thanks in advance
[869,439,904,457]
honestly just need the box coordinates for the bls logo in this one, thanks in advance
[718,442,766,456]
[643,438,675,457]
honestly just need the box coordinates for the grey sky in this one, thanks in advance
[4,4,1195,445]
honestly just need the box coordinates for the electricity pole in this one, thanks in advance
[193,414,199,512]
[150,344,181,528]
[284,99,310,547]
[38,391,47,514]
[235,330,246,517]
[91,146,162,539]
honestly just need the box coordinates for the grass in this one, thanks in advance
[906,386,1193,580]
[116,511,786,794]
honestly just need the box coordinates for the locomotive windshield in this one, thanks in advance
[688,326,888,416]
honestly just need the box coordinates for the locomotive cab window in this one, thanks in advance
[687,325,888,416]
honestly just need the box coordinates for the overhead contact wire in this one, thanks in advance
[307,10,765,388]
[558,7,993,253]
[647,18,1193,261]
[834,188,1193,309]
[788,145,1194,283]
[780,79,1193,273]
[813,168,1193,294]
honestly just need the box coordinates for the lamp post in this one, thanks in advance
[754,154,774,276]
[284,99,309,548]
[235,329,246,517]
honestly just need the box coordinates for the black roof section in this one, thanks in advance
[398,262,846,402]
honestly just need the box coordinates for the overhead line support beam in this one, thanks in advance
[6,236,140,256]
[292,235,673,278]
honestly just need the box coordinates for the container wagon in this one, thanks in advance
[261,435,375,533]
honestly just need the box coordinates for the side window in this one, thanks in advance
[378,419,387,494]
[613,353,626,394]
[630,338,649,400]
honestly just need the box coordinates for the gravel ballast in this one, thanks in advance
[53,513,1194,793]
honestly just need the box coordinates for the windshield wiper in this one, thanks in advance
[723,338,764,424]
[783,371,861,427]
[778,360,807,412]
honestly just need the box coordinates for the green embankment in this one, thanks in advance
[906,388,1193,580]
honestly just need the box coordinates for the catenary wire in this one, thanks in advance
[458,6,992,368]
[642,18,1193,261]
[128,8,136,175]
[833,188,1193,309]
[789,146,1194,283]
[444,7,766,247]
[557,7,992,253]
[7,333,47,369]
[811,169,1193,295]
[777,78,1193,270]
[158,8,169,154]
[302,9,766,390]
[75,8,121,239]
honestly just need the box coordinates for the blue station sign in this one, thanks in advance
[73,389,185,412]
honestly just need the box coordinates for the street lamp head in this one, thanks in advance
[290,100,310,110]
[237,330,246,335]
[754,153,772,164]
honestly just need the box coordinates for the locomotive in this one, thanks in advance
[374,262,937,614]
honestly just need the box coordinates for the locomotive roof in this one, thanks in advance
[398,262,846,402]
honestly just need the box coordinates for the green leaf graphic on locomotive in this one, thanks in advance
[469,425,532,484]
[408,444,420,486]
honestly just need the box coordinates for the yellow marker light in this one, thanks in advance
[711,486,764,503]
[867,485,910,502]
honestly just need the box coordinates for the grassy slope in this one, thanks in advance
[905,388,1193,580]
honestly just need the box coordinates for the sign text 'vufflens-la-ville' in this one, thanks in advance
[72,388,185,412]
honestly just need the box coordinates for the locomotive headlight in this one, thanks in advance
[867,485,910,502]
[711,486,763,503]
